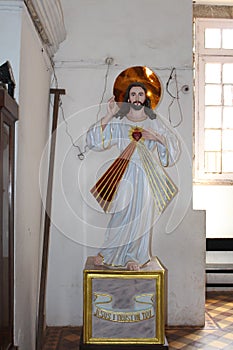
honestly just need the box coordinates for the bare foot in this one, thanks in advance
[94,254,104,266]
[126,261,140,271]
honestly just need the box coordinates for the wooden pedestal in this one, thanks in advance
[83,256,168,348]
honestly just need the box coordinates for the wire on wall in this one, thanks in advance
[96,57,113,121]
[165,67,184,128]
[50,63,91,160]
[59,101,90,160]
[50,57,114,160]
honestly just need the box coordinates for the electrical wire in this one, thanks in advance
[50,64,91,160]
[59,100,91,160]
[96,59,112,121]
[166,68,184,128]
[50,59,113,160]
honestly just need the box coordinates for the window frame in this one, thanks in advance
[194,18,233,184]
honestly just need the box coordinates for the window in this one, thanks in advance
[194,18,233,183]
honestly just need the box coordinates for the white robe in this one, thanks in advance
[86,115,179,267]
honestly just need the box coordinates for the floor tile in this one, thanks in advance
[42,292,233,349]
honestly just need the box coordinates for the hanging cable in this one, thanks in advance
[50,58,113,160]
[58,99,91,160]
[166,67,176,98]
[96,57,113,121]
[51,62,59,89]
[50,63,91,160]
[166,68,184,128]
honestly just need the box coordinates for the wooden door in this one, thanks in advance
[0,88,18,350]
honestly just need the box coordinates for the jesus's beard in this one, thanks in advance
[130,102,145,111]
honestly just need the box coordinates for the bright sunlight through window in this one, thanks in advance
[194,19,233,183]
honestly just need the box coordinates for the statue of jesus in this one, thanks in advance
[87,80,179,271]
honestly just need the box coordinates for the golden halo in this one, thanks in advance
[113,66,162,110]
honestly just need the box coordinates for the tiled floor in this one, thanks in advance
[167,292,233,350]
[43,292,233,350]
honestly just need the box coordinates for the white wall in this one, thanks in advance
[193,186,233,238]
[46,0,206,327]
[15,8,52,349]
[14,7,52,348]
[0,1,52,348]
[193,185,233,289]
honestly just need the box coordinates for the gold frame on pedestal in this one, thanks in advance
[83,257,165,345]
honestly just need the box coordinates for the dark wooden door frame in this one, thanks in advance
[37,88,65,350]
[0,89,18,349]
